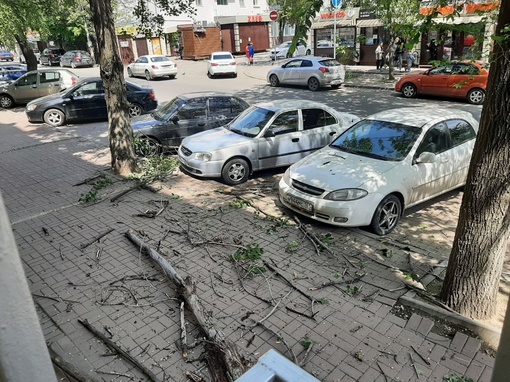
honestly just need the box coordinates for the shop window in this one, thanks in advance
[253,0,259,6]
[217,0,227,4]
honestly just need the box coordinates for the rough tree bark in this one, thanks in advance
[88,0,137,176]
[14,34,37,70]
[440,0,510,319]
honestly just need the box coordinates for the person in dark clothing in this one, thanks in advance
[428,39,438,61]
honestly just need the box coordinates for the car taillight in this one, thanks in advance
[211,63,218,66]
[149,91,156,101]
[151,65,159,69]
[74,57,81,61]
[319,67,330,73]
[50,54,55,58]
[231,62,236,66]
[71,77,77,85]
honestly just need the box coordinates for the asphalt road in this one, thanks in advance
[8,60,483,139]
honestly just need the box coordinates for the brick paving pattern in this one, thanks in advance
[0,79,496,382]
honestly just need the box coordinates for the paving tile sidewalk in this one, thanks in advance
[1,100,496,381]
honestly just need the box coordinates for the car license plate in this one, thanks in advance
[283,194,313,213]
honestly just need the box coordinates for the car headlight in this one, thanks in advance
[26,104,37,111]
[325,189,367,201]
[282,169,290,185]
[195,152,212,162]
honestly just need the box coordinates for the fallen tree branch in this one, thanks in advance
[80,228,115,249]
[309,276,364,291]
[262,260,314,302]
[49,347,101,382]
[78,319,160,382]
[125,229,251,382]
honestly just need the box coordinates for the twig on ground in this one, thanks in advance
[409,352,420,378]
[376,362,389,382]
[309,276,364,291]
[299,342,313,367]
[210,271,223,298]
[263,260,315,302]
[95,370,133,378]
[49,346,101,382]
[80,228,115,249]
[411,345,431,365]
[59,244,64,260]
[78,319,160,382]
[256,321,298,364]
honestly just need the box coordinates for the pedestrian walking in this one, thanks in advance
[375,42,384,70]
[406,50,416,71]
[394,38,404,71]
[248,42,254,65]
[428,39,438,61]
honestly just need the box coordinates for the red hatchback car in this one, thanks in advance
[395,61,488,104]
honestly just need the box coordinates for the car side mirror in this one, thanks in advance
[415,152,436,164]
[264,130,275,138]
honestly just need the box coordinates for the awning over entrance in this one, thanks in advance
[432,15,484,25]
[311,19,355,28]
[356,19,383,28]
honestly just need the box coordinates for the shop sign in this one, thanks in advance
[320,11,347,19]
[248,15,263,22]
[359,9,376,19]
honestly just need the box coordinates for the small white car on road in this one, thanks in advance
[178,100,359,185]
[278,108,479,235]
[127,55,177,80]
[269,41,311,60]
[207,52,237,78]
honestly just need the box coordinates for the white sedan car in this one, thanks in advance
[279,108,479,235]
[269,41,311,60]
[178,100,359,185]
[127,55,177,80]
[207,52,237,78]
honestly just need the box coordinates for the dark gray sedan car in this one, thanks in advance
[132,92,249,155]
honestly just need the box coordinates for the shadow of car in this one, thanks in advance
[25,77,158,127]
[395,61,488,104]
[132,92,249,155]
[0,68,78,108]
[60,50,95,68]
[178,100,359,185]
[279,107,479,235]
[268,57,345,91]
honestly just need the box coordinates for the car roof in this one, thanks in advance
[253,100,329,112]
[365,107,476,128]
[177,91,239,100]
[211,51,233,55]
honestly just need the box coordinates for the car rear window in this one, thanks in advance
[212,54,233,60]
[319,59,341,67]
[150,56,171,62]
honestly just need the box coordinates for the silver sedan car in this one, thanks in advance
[267,57,345,91]
[178,100,359,185]
[127,55,178,80]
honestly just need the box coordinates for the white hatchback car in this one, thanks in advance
[269,41,311,60]
[178,100,359,185]
[268,57,345,91]
[127,55,177,80]
[279,108,479,235]
[207,52,237,78]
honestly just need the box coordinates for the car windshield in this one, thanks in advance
[319,59,341,67]
[212,54,232,60]
[277,42,292,48]
[228,107,275,138]
[152,97,184,121]
[150,56,171,62]
[330,119,422,161]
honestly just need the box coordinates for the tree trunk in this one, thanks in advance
[14,34,38,71]
[88,0,137,176]
[440,0,510,319]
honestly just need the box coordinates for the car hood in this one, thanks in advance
[27,92,64,106]
[131,114,162,131]
[182,127,250,150]
[289,147,399,190]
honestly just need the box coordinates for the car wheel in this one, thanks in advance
[467,88,485,105]
[207,71,212,78]
[269,74,279,87]
[370,194,402,236]
[401,83,417,98]
[307,77,320,91]
[127,68,133,77]
[135,137,161,156]
[145,70,152,81]
[128,103,143,117]
[331,84,340,89]
[221,158,249,185]
[168,75,176,79]
[71,62,76,69]
[306,49,311,55]
[0,94,14,108]
[232,73,237,78]
[43,109,66,127]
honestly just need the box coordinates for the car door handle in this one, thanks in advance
[329,131,337,136]
[292,138,299,142]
